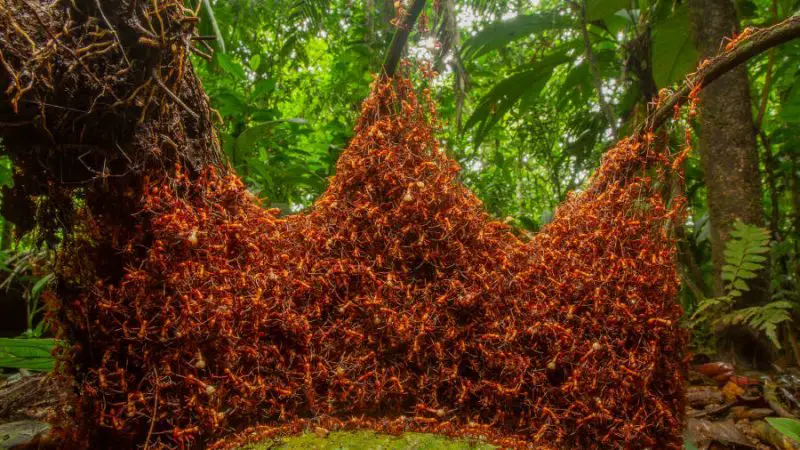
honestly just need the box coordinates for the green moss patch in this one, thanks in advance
[241,430,496,449]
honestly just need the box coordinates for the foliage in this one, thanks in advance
[0,249,53,338]
[0,338,56,372]
[766,417,800,442]
[692,221,795,348]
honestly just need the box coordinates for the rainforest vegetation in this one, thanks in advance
[0,0,800,448]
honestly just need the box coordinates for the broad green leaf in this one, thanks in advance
[586,0,630,21]
[249,55,262,72]
[465,50,573,146]
[651,6,699,88]
[462,12,574,60]
[215,53,247,80]
[767,417,800,442]
[0,357,54,371]
[0,338,56,371]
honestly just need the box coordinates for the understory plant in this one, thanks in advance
[0,248,57,371]
[691,221,796,349]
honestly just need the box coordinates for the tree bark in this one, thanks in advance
[688,0,771,366]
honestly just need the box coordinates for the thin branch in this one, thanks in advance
[638,14,800,135]
[382,0,426,78]
[580,0,617,136]
[151,68,200,120]
[94,0,131,68]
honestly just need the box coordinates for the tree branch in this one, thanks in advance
[638,14,800,135]
[382,0,426,78]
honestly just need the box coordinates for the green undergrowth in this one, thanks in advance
[240,431,496,449]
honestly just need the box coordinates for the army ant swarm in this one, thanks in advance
[49,73,687,449]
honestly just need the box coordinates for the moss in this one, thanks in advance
[240,431,496,450]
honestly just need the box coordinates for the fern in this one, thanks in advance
[721,220,770,298]
[717,301,793,348]
[692,221,795,349]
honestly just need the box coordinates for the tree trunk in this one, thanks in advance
[688,0,771,367]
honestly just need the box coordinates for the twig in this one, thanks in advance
[143,370,160,450]
[382,0,427,78]
[94,0,132,68]
[580,0,617,136]
[689,401,735,418]
[637,14,800,135]
[151,68,199,120]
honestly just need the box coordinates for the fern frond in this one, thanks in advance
[690,296,732,323]
[717,301,793,348]
[721,221,770,295]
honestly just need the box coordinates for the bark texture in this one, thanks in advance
[688,0,770,365]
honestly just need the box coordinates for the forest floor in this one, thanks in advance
[2,365,800,449]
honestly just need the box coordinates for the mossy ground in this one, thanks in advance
[241,431,496,449]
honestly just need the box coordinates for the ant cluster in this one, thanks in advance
[51,75,687,449]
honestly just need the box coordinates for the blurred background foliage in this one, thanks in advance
[0,0,800,367]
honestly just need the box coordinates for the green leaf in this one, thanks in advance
[236,119,309,157]
[737,269,758,280]
[465,50,573,146]
[765,322,782,348]
[651,6,699,88]
[252,79,277,101]
[462,12,574,60]
[200,0,225,53]
[585,0,630,21]
[740,262,764,272]
[743,254,768,264]
[767,417,800,442]
[215,53,247,80]
[732,279,750,291]
[249,55,262,72]
[0,338,56,371]
[31,273,54,299]
[558,62,591,107]
[214,91,249,117]
[0,357,54,371]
